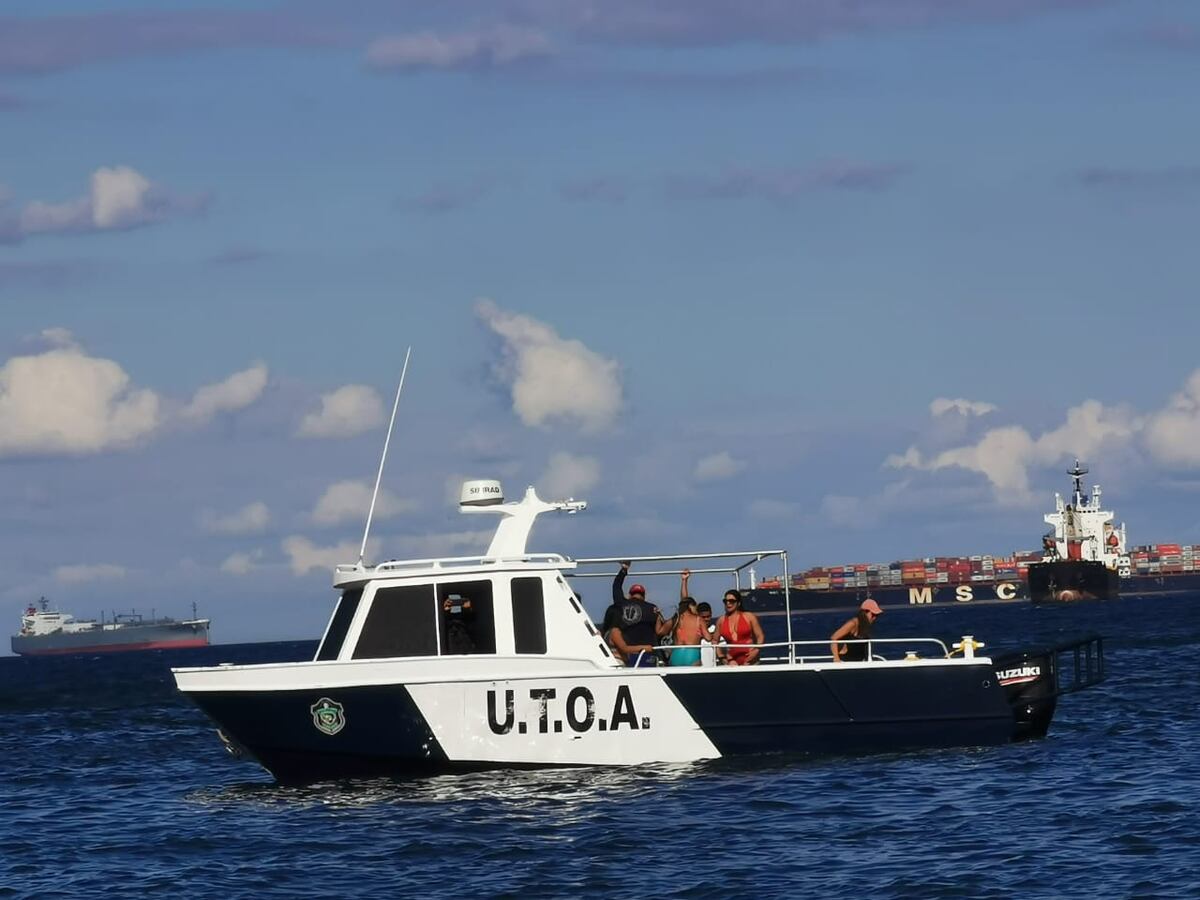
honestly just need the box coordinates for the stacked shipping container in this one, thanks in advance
[1128,544,1200,575]
[775,552,1037,592]
[756,544,1199,593]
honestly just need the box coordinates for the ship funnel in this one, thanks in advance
[460,479,505,507]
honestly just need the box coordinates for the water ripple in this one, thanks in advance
[2,602,1200,897]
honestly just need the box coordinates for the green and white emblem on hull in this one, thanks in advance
[310,697,346,736]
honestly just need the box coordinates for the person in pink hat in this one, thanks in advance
[830,598,883,662]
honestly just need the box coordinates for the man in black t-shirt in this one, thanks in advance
[605,562,669,666]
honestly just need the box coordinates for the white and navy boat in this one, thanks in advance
[173,481,1105,784]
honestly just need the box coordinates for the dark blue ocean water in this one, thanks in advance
[2,596,1198,899]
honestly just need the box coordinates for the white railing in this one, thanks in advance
[571,549,793,648]
[334,553,572,577]
[629,636,952,668]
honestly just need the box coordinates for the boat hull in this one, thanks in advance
[11,622,211,656]
[744,568,1200,613]
[745,581,1027,613]
[1028,560,1120,604]
[1120,571,1200,597]
[180,661,1039,784]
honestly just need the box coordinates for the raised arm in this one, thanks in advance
[612,561,630,605]
[680,568,690,601]
[655,607,674,638]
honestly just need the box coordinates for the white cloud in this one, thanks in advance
[0,343,160,457]
[181,363,268,423]
[931,397,996,417]
[821,494,877,529]
[389,530,494,559]
[19,197,88,234]
[748,498,797,519]
[538,452,600,498]
[887,399,1141,504]
[476,299,623,433]
[311,480,418,526]
[693,450,745,482]
[282,536,370,576]
[366,26,551,71]
[283,530,492,574]
[1035,400,1141,464]
[11,166,205,240]
[200,502,271,535]
[297,384,384,438]
[1144,370,1200,466]
[39,327,77,349]
[54,563,126,584]
[819,479,978,529]
[883,446,923,469]
[92,166,153,228]
[220,549,264,576]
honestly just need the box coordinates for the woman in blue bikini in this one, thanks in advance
[668,570,706,666]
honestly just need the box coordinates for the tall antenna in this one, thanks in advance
[359,347,412,565]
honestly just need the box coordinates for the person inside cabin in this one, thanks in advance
[716,589,764,666]
[442,593,476,654]
[666,570,706,666]
[607,561,671,667]
[830,598,882,662]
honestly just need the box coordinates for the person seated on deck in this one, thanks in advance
[696,602,719,665]
[716,589,764,666]
[666,570,706,667]
[600,561,630,660]
[830,598,883,663]
[607,562,671,667]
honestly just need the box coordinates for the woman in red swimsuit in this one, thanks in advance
[717,590,764,666]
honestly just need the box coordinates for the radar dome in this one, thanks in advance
[460,479,504,507]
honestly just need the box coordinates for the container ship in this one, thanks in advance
[11,598,211,656]
[746,462,1200,612]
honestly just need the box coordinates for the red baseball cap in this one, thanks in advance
[860,598,883,615]
[629,584,646,597]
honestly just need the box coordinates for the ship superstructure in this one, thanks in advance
[1042,460,1127,570]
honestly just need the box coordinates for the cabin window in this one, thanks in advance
[511,577,547,654]
[353,585,438,659]
[316,589,362,661]
[438,580,496,655]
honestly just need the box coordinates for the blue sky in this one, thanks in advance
[2,0,1200,647]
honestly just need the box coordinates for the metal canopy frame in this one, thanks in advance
[569,549,793,658]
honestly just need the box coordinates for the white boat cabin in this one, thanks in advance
[315,482,620,672]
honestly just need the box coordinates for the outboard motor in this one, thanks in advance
[992,648,1058,741]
